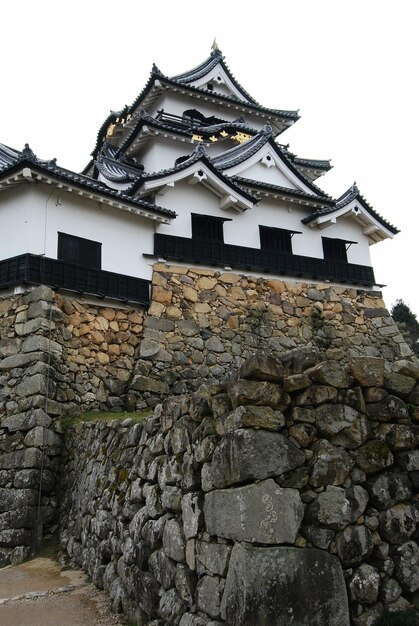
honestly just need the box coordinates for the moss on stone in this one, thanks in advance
[60,409,151,429]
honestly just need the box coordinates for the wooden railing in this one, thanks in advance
[0,254,150,304]
[154,234,376,286]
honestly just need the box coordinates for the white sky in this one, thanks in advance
[2,0,418,316]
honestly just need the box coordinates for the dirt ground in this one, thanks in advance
[0,557,128,626]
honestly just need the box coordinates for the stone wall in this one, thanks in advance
[0,286,144,565]
[60,351,419,626]
[0,286,63,565]
[130,264,414,406]
[0,265,417,567]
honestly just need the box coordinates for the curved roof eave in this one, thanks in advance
[134,149,258,206]
[233,176,335,208]
[0,147,175,220]
[302,184,399,235]
[211,127,332,200]
[171,49,259,105]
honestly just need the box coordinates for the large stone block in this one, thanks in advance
[304,360,352,388]
[384,372,416,396]
[393,541,419,592]
[306,485,368,530]
[335,525,373,566]
[280,346,320,375]
[195,540,231,576]
[355,440,394,474]
[22,335,62,357]
[222,405,285,433]
[378,504,419,544]
[365,470,412,509]
[205,479,303,544]
[2,409,51,432]
[0,448,43,470]
[238,353,284,382]
[309,440,353,487]
[162,518,185,562]
[23,427,62,448]
[221,544,349,626]
[366,396,409,422]
[14,374,48,398]
[350,357,385,387]
[0,352,45,371]
[0,488,38,512]
[227,380,291,410]
[314,404,370,449]
[211,429,305,488]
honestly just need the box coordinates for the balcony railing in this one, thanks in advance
[0,254,150,305]
[154,234,376,286]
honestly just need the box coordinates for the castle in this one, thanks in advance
[0,45,398,305]
[1,47,417,626]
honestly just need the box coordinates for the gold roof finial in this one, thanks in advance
[211,38,219,52]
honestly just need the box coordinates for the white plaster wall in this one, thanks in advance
[134,136,243,173]
[156,183,372,266]
[0,184,157,281]
[0,187,46,258]
[189,65,252,103]
[234,160,301,189]
[156,183,230,239]
[140,138,195,173]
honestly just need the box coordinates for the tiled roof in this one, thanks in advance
[95,157,142,184]
[94,143,144,183]
[210,124,273,169]
[126,67,299,126]
[288,153,332,171]
[210,126,331,200]
[0,143,175,219]
[302,183,399,234]
[117,109,257,155]
[131,145,258,204]
[0,143,21,170]
[233,176,335,207]
[159,75,299,122]
[171,48,258,105]
[88,57,300,162]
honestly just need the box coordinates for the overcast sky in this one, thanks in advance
[2,0,417,316]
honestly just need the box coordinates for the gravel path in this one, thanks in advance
[0,557,128,626]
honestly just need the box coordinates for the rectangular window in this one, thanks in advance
[322,237,348,262]
[58,233,102,269]
[191,214,226,242]
[259,226,296,254]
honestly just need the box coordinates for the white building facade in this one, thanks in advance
[0,47,398,304]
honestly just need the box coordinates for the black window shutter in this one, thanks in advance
[322,238,348,262]
[260,226,293,254]
[58,233,102,269]
[192,215,225,242]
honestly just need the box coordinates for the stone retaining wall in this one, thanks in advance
[60,351,419,626]
[130,264,414,407]
[0,266,416,568]
[0,286,144,565]
[0,286,63,565]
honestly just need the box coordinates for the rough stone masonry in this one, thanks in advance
[1,268,418,624]
[60,352,419,626]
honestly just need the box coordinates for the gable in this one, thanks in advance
[188,64,252,103]
[223,146,312,193]
[236,159,300,190]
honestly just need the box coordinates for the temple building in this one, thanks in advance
[0,46,398,304]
